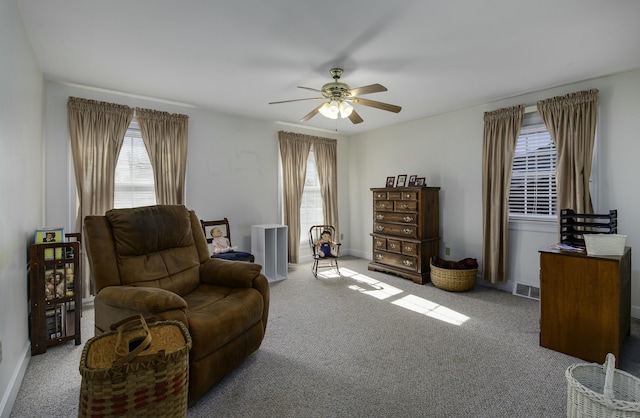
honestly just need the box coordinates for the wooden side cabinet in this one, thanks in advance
[29,239,82,355]
[539,246,631,364]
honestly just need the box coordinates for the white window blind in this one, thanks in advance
[509,123,556,217]
[113,121,157,208]
[299,147,324,244]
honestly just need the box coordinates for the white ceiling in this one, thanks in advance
[16,0,640,134]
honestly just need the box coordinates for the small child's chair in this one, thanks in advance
[309,225,341,277]
[200,218,255,262]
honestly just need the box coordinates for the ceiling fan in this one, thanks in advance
[269,68,401,124]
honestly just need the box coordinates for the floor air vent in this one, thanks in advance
[513,282,540,300]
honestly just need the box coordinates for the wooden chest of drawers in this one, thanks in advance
[368,186,440,284]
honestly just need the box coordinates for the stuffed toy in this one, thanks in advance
[316,230,338,258]
[210,227,237,255]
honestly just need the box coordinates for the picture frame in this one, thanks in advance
[35,228,65,244]
[386,176,396,188]
[415,177,426,186]
[408,175,417,186]
[396,174,407,187]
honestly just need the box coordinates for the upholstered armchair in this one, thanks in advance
[83,205,269,400]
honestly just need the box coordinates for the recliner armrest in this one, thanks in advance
[96,286,188,313]
[200,258,263,288]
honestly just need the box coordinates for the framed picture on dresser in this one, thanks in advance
[396,174,407,187]
[408,175,417,186]
[415,177,426,186]
[386,176,396,187]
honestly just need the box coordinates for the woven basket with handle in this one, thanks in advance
[78,315,192,418]
[566,353,640,418]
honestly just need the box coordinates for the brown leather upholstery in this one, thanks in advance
[83,205,269,400]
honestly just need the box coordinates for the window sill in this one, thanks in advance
[509,215,557,233]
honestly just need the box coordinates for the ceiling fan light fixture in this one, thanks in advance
[269,68,401,125]
[339,101,353,118]
[319,101,339,119]
[328,100,340,115]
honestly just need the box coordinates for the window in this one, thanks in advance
[509,113,556,220]
[299,147,324,245]
[113,121,156,208]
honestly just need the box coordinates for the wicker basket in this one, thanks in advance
[430,261,477,292]
[79,315,192,418]
[584,234,627,256]
[566,353,640,418]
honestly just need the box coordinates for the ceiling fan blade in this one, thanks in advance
[297,86,323,93]
[353,97,402,113]
[348,109,364,124]
[300,104,323,122]
[269,97,323,105]
[349,84,387,96]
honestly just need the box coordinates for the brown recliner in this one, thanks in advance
[83,205,269,400]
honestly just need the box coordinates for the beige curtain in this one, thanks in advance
[481,105,524,284]
[537,89,598,214]
[313,137,339,239]
[136,107,189,205]
[68,97,133,296]
[278,131,311,263]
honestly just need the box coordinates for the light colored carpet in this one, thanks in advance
[11,256,640,417]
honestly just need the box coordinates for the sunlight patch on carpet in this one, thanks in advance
[338,268,403,300]
[392,294,469,325]
[338,268,469,325]
[316,269,342,279]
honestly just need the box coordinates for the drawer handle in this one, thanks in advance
[376,241,383,247]
[401,204,409,209]
[404,246,413,252]
[403,216,414,222]
[405,194,411,198]
[376,225,385,232]
[380,203,387,208]
[403,228,413,235]
[390,243,397,249]
[376,214,384,220]
[376,193,384,198]
[376,254,384,260]
[403,260,414,266]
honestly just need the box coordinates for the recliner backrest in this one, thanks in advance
[85,205,209,296]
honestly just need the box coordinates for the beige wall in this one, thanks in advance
[0,0,44,415]
[349,69,640,305]
[42,82,350,257]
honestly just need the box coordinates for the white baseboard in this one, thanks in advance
[0,342,31,418]
[345,249,368,259]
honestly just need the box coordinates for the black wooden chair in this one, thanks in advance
[200,218,255,262]
[309,225,341,277]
